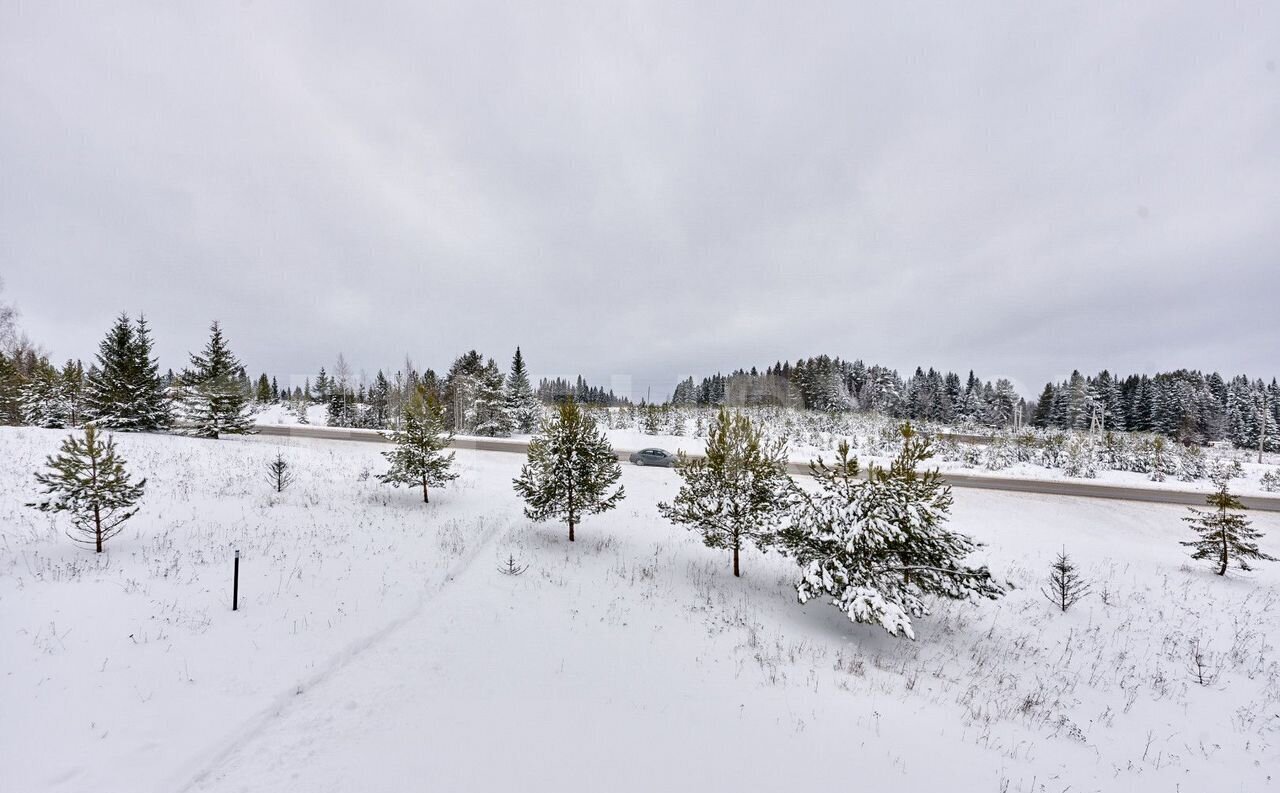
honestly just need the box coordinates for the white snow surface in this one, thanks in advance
[3,426,1279,792]
[254,403,1280,497]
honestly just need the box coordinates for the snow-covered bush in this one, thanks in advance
[983,438,1017,471]
[1061,438,1098,479]
[1040,433,1067,468]
[1261,468,1280,493]
[1177,443,1207,482]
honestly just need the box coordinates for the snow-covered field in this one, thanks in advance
[4,426,1279,792]
[257,403,1280,497]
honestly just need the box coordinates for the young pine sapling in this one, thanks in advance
[1182,461,1275,576]
[28,424,146,553]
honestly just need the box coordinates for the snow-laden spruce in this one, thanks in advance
[1182,461,1275,576]
[20,360,85,428]
[177,321,254,439]
[513,398,624,541]
[379,391,458,503]
[781,425,1003,639]
[659,408,792,577]
[84,313,171,431]
[28,424,146,553]
[504,347,540,433]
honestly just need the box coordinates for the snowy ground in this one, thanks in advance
[4,426,1280,792]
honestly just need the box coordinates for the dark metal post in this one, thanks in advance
[233,549,240,611]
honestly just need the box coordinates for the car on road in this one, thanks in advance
[629,448,677,467]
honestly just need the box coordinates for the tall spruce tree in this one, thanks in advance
[85,314,170,431]
[1182,462,1275,576]
[658,408,792,577]
[367,370,391,429]
[505,347,540,433]
[178,321,254,439]
[782,425,1002,638]
[255,373,271,403]
[379,391,457,503]
[0,353,23,425]
[130,316,171,429]
[513,399,624,541]
[470,358,512,437]
[28,424,146,552]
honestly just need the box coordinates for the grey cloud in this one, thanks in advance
[2,1,1277,400]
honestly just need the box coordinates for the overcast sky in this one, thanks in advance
[2,1,1277,399]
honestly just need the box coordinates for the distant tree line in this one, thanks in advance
[1031,369,1279,450]
[672,356,1024,427]
[535,375,629,407]
[675,355,1280,451]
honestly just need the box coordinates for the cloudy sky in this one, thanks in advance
[2,1,1277,399]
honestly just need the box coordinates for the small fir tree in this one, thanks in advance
[178,321,254,439]
[264,452,295,493]
[28,424,146,552]
[782,425,1003,638]
[1182,462,1275,576]
[1041,548,1090,612]
[379,391,457,503]
[658,408,791,577]
[513,399,624,541]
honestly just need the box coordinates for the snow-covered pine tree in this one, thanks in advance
[512,398,624,541]
[444,350,486,431]
[471,358,513,437]
[27,424,146,553]
[658,408,791,577]
[0,353,23,425]
[84,313,133,427]
[1182,462,1275,576]
[177,321,255,439]
[313,368,330,405]
[504,347,540,433]
[130,316,171,430]
[378,390,457,503]
[641,403,662,434]
[255,373,271,403]
[19,360,69,428]
[783,424,1002,638]
[1041,548,1090,612]
[367,370,391,429]
[1261,468,1280,493]
[83,314,170,431]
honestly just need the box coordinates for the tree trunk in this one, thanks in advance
[422,477,430,504]
[567,474,575,542]
[91,448,103,553]
[732,543,740,577]
[93,503,103,553]
[1219,534,1228,576]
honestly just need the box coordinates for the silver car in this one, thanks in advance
[629,448,677,467]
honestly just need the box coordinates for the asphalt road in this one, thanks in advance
[253,423,1280,512]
